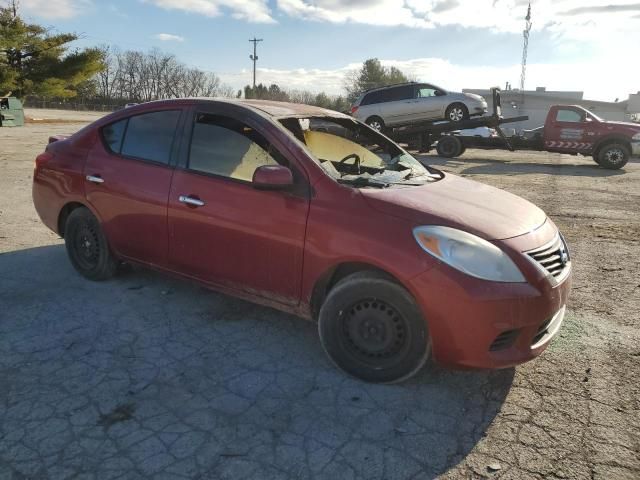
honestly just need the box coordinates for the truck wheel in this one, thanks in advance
[318,271,431,383]
[445,103,469,122]
[595,143,629,169]
[365,116,385,132]
[65,207,118,281]
[436,136,463,158]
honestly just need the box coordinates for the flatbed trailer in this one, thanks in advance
[384,88,528,154]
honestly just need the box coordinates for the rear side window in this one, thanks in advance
[361,89,390,106]
[120,111,181,164]
[188,113,280,182]
[556,109,582,122]
[388,85,413,102]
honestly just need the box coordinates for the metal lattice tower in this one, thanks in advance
[520,3,532,93]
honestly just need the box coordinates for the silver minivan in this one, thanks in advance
[351,82,487,130]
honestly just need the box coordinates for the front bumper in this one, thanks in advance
[631,141,640,157]
[407,226,572,369]
[472,103,488,116]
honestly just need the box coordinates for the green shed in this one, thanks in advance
[0,97,25,127]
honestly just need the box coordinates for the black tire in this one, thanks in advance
[595,143,629,169]
[365,116,385,132]
[318,271,431,383]
[64,207,117,281]
[436,135,463,158]
[445,103,469,122]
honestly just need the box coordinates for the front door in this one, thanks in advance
[544,107,593,152]
[84,109,183,267]
[167,110,310,305]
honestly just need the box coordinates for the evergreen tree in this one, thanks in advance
[0,1,105,98]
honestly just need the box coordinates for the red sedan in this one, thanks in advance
[32,99,572,383]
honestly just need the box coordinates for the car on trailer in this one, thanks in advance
[351,82,488,130]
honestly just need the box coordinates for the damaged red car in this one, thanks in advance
[32,99,572,383]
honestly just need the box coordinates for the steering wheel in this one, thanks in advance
[339,153,361,174]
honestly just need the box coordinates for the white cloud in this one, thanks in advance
[276,0,640,38]
[144,0,275,23]
[19,0,90,19]
[153,33,185,42]
[218,57,639,102]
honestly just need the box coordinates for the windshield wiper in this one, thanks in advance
[337,177,390,188]
[337,177,424,188]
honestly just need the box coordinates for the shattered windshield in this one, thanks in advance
[279,116,442,188]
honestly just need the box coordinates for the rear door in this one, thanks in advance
[84,108,183,267]
[167,108,310,305]
[544,107,592,152]
[379,85,415,126]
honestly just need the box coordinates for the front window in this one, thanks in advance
[280,116,441,188]
[556,109,583,123]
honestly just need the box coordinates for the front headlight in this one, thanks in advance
[632,132,640,140]
[413,226,526,283]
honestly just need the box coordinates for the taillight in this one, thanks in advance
[350,105,359,115]
[35,152,54,169]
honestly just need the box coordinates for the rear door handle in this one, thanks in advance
[86,175,104,184]
[179,195,205,207]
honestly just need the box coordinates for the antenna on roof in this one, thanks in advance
[520,3,532,94]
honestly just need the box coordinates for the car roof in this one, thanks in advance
[362,82,419,94]
[129,98,349,119]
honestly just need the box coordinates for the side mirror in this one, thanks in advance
[252,165,293,190]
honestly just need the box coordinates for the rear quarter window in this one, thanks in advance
[102,119,127,153]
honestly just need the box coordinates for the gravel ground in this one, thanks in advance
[1,116,639,479]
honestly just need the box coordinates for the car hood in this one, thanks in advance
[600,120,640,133]
[360,173,547,241]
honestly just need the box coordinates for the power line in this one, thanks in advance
[249,37,263,89]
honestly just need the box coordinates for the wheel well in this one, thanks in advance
[447,102,468,112]
[594,136,631,156]
[365,115,384,125]
[309,262,400,321]
[57,202,86,238]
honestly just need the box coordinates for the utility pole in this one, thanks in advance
[520,3,532,93]
[249,38,263,89]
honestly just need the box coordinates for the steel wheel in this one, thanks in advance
[341,299,410,367]
[72,222,101,271]
[64,207,118,281]
[596,143,629,170]
[318,271,431,383]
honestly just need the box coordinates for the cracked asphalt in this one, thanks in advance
[1,116,639,479]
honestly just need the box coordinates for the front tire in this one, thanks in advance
[445,103,469,122]
[318,271,431,383]
[594,143,629,169]
[65,207,117,281]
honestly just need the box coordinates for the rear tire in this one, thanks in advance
[445,103,469,122]
[365,116,385,132]
[594,143,629,169]
[65,207,117,281]
[436,136,463,158]
[318,271,431,383]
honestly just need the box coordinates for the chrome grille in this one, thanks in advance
[527,235,570,278]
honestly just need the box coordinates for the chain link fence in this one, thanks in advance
[23,98,123,112]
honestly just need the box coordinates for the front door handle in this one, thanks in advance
[179,195,205,207]
[86,175,104,184]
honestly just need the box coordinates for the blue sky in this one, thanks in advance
[16,0,640,101]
